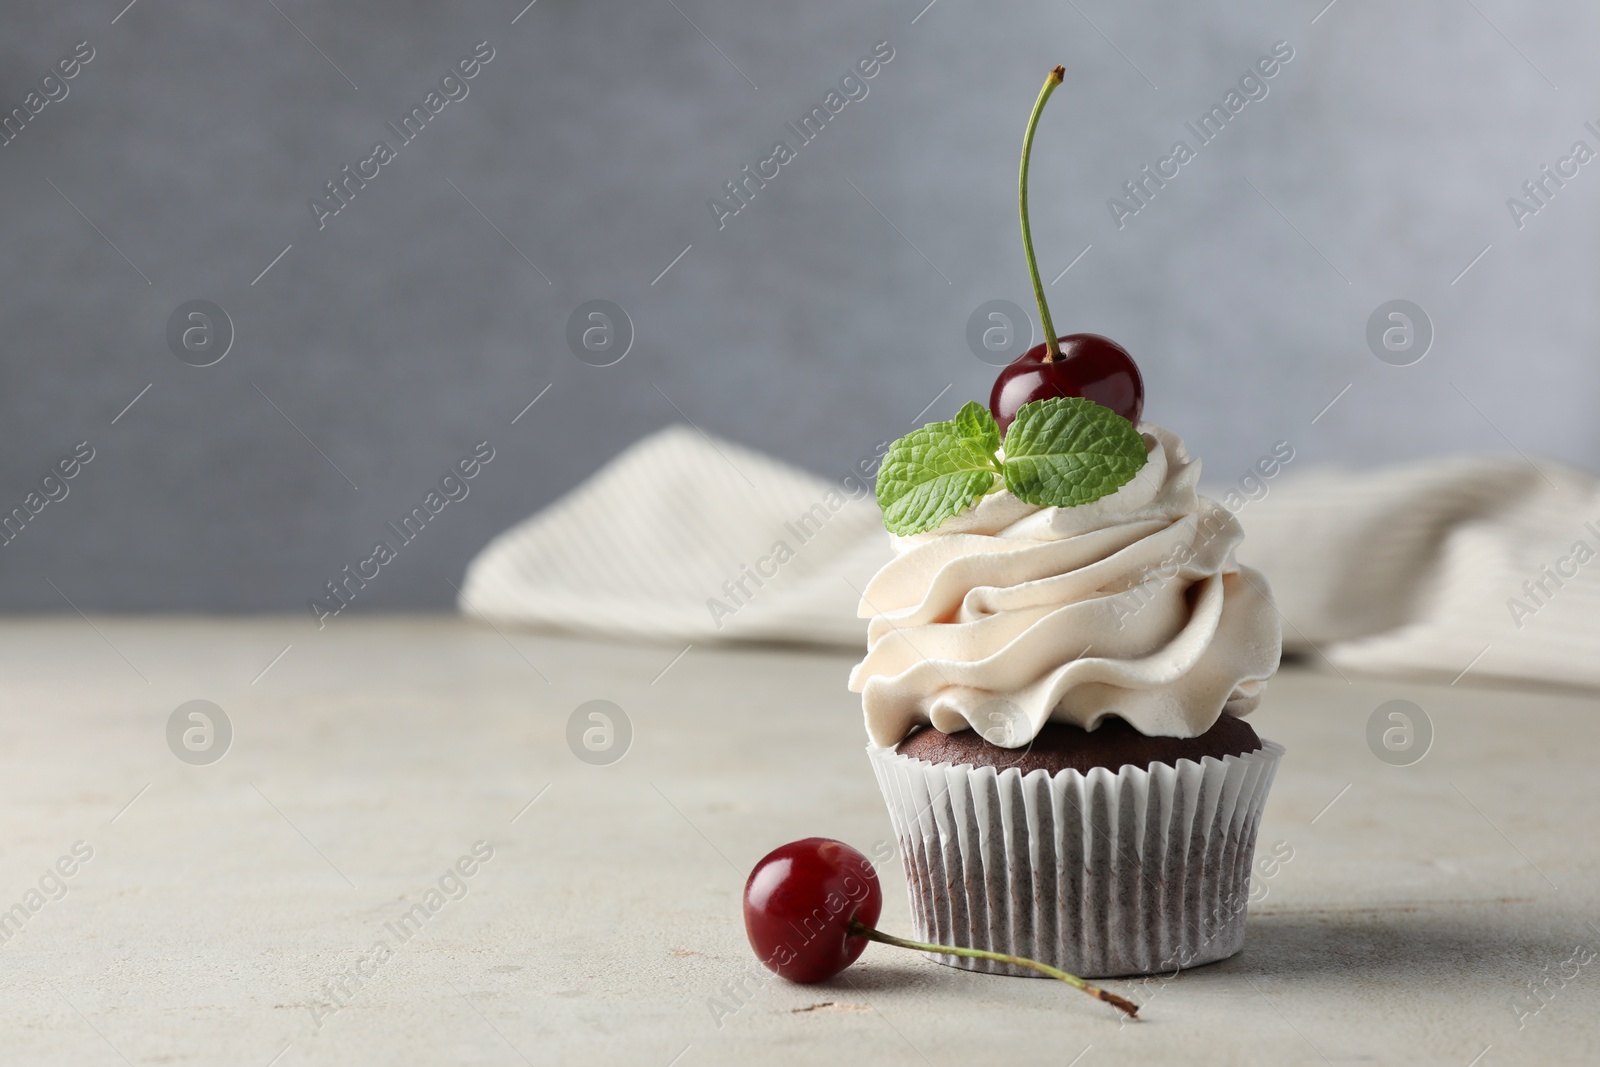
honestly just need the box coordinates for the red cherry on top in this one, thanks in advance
[989,333,1145,435]
[744,837,882,984]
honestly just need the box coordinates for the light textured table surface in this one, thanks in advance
[2,616,1596,1065]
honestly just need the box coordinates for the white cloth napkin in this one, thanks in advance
[459,425,1600,690]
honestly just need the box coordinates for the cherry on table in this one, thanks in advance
[990,333,1144,435]
[743,837,881,984]
[742,836,1138,1016]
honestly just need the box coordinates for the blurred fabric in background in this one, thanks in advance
[461,426,1600,691]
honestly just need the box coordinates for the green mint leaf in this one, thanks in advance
[876,414,1002,536]
[1001,397,1147,507]
[952,400,1001,455]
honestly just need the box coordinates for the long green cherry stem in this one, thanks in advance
[849,919,1139,1017]
[1019,64,1066,362]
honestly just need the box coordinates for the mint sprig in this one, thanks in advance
[874,397,1146,535]
[875,402,1002,536]
[952,400,1001,455]
[1001,397,1147,507]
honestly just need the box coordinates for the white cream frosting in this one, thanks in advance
[848,425,1281,748]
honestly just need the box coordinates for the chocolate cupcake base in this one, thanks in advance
[896,714,1265,776]
[869,720,1284,979]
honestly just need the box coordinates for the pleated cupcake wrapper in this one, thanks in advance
[869,738,1285,979]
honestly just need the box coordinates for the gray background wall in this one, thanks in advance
[1,0,1594,613]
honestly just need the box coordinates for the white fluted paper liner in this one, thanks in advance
[869,737,1284,979]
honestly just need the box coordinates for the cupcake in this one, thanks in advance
[851,422,1283,978]
[849,66,1285,981]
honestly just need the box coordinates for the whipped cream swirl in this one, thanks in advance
[849,425,1281,748]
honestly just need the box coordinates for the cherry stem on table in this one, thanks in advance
[1019,64,1066,363]
[848,919,1139,1018]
